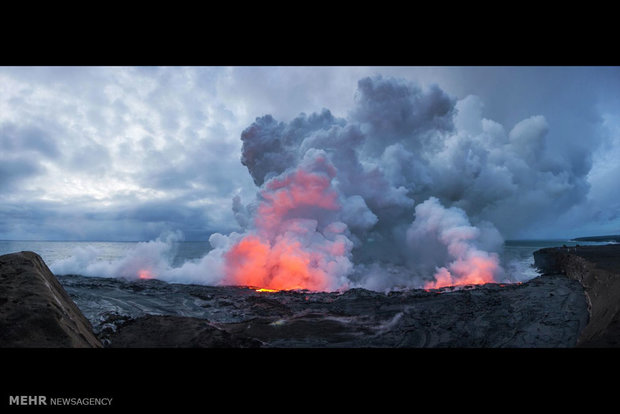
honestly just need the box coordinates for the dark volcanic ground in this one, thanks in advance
[58,273,589,347]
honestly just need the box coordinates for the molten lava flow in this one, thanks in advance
[138,269,153,280]
[424,254,500,290]
[255,288,279,293]
[223,234,332,291]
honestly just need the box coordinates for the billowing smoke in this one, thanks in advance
[221,149,354,291]
[53,75,592,292]
[222,75,508,291]
[406,197,504,289]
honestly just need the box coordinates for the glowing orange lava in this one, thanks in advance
[223,235,331,291]
[424,255,499,290]
[138,269,153,280]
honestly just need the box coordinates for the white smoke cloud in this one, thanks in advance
[405,197,504,289]
[51,231,184,280]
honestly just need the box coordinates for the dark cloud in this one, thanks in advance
[240,110,346,186]
[0,122,60,159]
[0,122,55,191]
[0,158,43,191]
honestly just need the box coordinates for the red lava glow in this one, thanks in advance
[138,269,153,280]
[222,156,343,292]
[223,235,331,291]
[424,255,500,290]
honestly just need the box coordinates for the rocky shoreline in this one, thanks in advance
[1,246,619,347]
[534,244,620,347]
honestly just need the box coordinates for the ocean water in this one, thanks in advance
[503,239,594,283]
[0,240,212,269]
[0,238,614,286]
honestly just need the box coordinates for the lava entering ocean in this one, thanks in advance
[212,77,513,292]
[55,75,545,292]
[170,77,509,292]
[222,151,353,292]
[424,256,500,290]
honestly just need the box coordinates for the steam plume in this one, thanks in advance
[53,75,591,292]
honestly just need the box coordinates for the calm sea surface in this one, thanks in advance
[0,240,212,268]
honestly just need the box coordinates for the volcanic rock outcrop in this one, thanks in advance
[0,251,102,347]
[534,244,620,347]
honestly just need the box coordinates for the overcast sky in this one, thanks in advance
[1,66,619,241]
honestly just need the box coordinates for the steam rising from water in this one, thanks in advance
[52,76,590,291]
